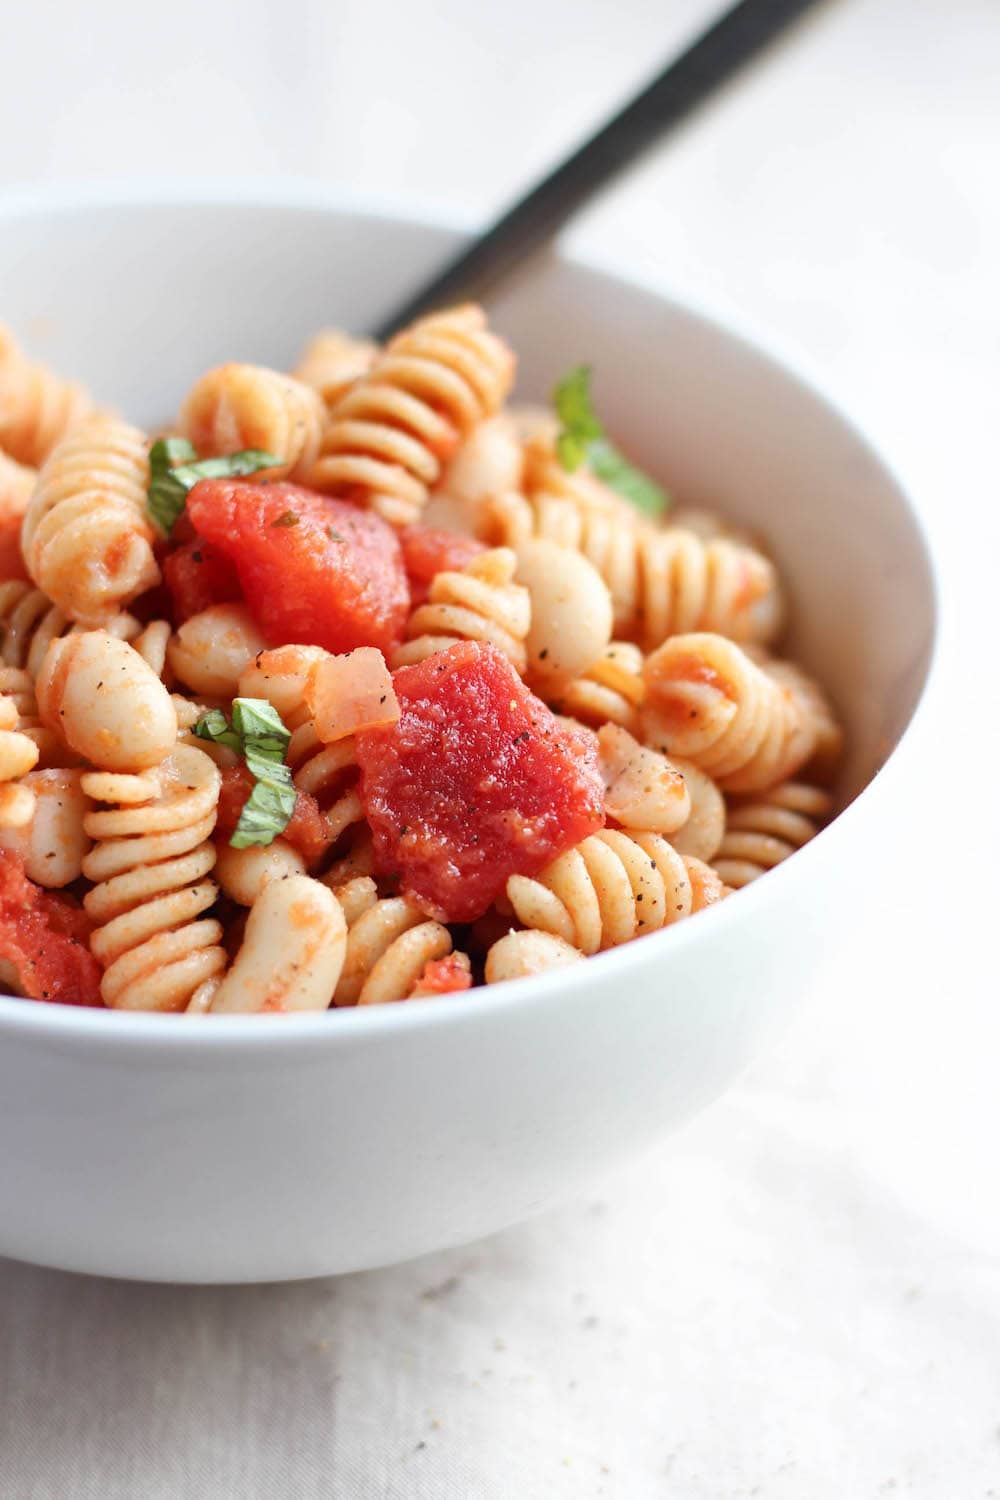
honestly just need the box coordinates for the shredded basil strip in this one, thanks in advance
[551,364,670,518]
[147,440,280,535]
[194,697,296,848]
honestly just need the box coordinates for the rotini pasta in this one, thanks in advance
[213,837,306,905]
[0,579,140,679]
[293,328,378,411]
[0,298,843,1011]
[0,766,91,885]
[331,875,457,1006]
[554,640,645,733]
[596,724,690,834]
[167,604,267,697]
[436,412,524,509]
[484,928,583,983]
[485,489,782,649]
[0,450,36,516]
[179,363,326,481]
[514,538,613,690]
[37,630,178,772]
[642,632,828,793]
[236,646,367,853]
[0,325,95,467]
[82,744,226,1011]
[308,305,515,526]
[392,547,530,671]
[506,829,700,955]
[0,663,63,768]
[0,691,38,827]
[712,782,832,888]
[21,415,160,623]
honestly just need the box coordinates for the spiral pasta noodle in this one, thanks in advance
[237,648,365,852]
[521,428,640,525]
[712,782,832,888]
[392,547,530,672]
[292,329,378,411]
[0,664,62,768]
[332,875,457,1006]
[0,764,92,886]
[21,415,160,624]
[484,928,583,983]
[0,579,140,679]
[0,689,38,826]
[81,744,227,1011]
[641,633,828,793]
[179,363,326,481]
[0,326,95,468]
[485,489,782,650]
[506,829,703,955]
[0,450,36,516]
[555,641,645,733]
[762,657,843,778]
[309,304,515,526]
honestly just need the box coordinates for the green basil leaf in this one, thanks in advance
[155,436,198,468]
[552,365,603,472]
[551,365,670,518]
[193,708,241,753]
[193,699,297,848]
[229,771,297,849]
[147,442,281,535]
[231,698,291,757]
[587,438,669,519]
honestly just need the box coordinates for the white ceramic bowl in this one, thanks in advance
[0,186,936,1283]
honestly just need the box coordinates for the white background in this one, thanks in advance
[1,1,999,1495]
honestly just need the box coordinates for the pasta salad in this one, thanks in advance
[0,306,841,1014]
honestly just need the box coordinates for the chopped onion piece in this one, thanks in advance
[307,648,400,743]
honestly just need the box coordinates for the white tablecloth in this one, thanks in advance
[2,1,998,1494]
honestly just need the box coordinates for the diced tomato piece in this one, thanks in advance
[356,641,606,922]
[400,526,486,607]
[186,480,409,655]
[216,765,330,867]
[411,952,473,996]
[0,850,103,1006]
[162,534,241,623]
[0,511,29,582]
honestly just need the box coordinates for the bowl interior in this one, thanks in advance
[0,192,935,809]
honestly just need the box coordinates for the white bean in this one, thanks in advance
[210,875,346,1014]
[36,631,178,771]
[213,838,306,906]
[515,539,613,690]
[167,604,267,697]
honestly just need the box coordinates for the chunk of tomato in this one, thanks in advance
[162,534,241,623]
[356,641,606,922]
[0,850,103,1006]
[186,481,409,655]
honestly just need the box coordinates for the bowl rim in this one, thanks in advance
[0,178,940,1050]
